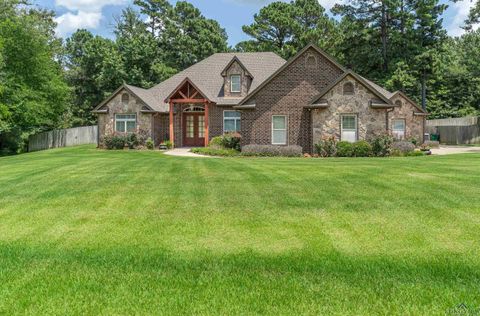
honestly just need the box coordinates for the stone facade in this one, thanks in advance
[389,94,425,144]
[312,75,388,145]
[240,48,344,153]
[223,60,251,98]
[97,89,154,145]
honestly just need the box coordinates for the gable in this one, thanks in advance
[238,45,346,106]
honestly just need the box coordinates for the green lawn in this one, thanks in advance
[1,146,479,315]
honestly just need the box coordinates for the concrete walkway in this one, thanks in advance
[163,148,215,158]
[431,146,480,155]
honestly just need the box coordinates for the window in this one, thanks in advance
[121,93,129,105]
[272,115,287,145]
[343,82,354,95]
[341,115,357,142]
[224,111,241,133]
[231,75,241,93]
[392,119,406,140]
[115,114,136,133]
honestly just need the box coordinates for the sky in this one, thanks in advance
[33,0,478,46]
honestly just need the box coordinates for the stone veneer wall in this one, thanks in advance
[223,60,251,98]
[312,75,387,145]
[240,48,344,153]
[97,89,153,145]
[153,114,169,146]
[389,94,425,144]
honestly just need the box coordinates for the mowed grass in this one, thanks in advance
[1,146,480,315]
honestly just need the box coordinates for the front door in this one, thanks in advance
[183,113,205,147]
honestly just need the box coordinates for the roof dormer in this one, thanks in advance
[221,56,253,98]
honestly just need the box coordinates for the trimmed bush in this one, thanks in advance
[370,135,394,157]
[315,137,337,157]
[104,133,126,150]
[191,147,239,157]
[352,140,372,157]
[241,145,303,157]
[126,133,139,149]
[391,141,415,156]
[222,132,241,151]
[336,141,354,157]
[146,138,154,150]
[209,136,224,149]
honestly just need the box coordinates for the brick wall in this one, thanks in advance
[240,48,344,153]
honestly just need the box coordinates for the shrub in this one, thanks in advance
[408,137,419,146]
[191,147,239,157]
[352,140,372,157]
[163,140,173,149]
[315,137,337,157]
[406,150,426,157]
[336,141,354,157]
[423,140,440,148]
[391,141,415,156]
[137,129,150,146]
[104,133,126,150]
[221,132,242,150]
[209,136,224,149]
[126,133,139,149]
[146,138,154,150]
[370,135,394,157]
[241,145,303,157]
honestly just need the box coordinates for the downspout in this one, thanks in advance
[386,108,394,134]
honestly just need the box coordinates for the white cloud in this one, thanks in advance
[54,11,102,37]
[447,0,479,37]
[53,0,128,37]
[55,0,127,13]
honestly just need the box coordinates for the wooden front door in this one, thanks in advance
[183,113,205,147]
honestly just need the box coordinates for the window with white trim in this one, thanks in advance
[231,75,241,93]
[341,115,357,143]
[115,114,136,133]
[224,111,241,133]
[272,115,287,145]
[392,119,406,140]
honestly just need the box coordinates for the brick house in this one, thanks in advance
[93,44,427,153]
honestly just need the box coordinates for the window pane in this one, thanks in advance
[116,121,125,132]
[393,120,405,131]
[198,116,205,138]
[235,120,241,132]
[342,116,356,130]
[224,119,236,132]
[342,131,357,143]
[231,75,241,92]
[126,121,136,132]
[273,116,286,129]
[116,114,136,120]
[224,111,241,118]
[273,130,287,144]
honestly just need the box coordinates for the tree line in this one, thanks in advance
[0,0,479,153]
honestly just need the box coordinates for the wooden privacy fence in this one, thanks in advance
[426,117,480,145]
[28,125,98,152]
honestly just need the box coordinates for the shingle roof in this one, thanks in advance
[145,52,286,112]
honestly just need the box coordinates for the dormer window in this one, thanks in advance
[231,75,241,93]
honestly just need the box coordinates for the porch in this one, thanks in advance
[165,78,212,148]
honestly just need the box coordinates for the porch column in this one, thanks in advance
[204,101,209,147]
[169,101,174,148]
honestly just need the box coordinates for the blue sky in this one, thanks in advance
[34,0,477,46]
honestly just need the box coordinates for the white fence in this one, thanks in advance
[28,125,98,152]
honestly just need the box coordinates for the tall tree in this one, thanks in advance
[238,0,339,59]
[114,7,175,87]
[0,0,70,153]
[133,0,171,36]
[160,1,228,69]
[64,30,124,126]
